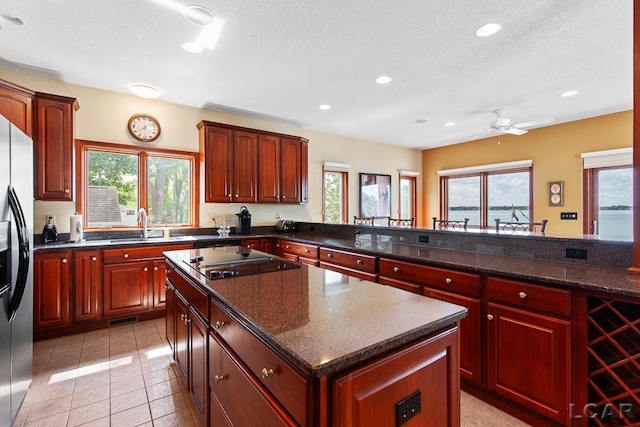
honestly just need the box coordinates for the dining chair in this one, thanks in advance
[432,217,469,230]
[354,216,375,226]
[387,217,416,228]
[495,218,548,234]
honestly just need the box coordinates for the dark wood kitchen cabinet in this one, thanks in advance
[34,250,71,331]
[486,277,571,425]
[198,120,308,204]
[318,247,378,282]
[74,250,100,322]
[34,92,79,201]
[0,79,34,137]
[242,238,274,254]
[198,121,257,203]
[165,281,176,353]
[275,239,318,265]
[152,259,168,309]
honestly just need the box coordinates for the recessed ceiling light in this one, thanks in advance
[375,76,392,84]
[318,104,331,110]
[414,119,428,124]
[474,22,502,38]
[129,85,161,99]
[182,41,203,53]
[0,11,24,26]
[561,90,579,97]
[183,5,214,25]
[444,122,456,127]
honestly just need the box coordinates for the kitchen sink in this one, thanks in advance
[109,235,195,243]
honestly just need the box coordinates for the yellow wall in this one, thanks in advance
[0,70,423,233]
[421,111,632,235]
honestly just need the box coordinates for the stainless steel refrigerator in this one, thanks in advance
[0,114,33,427]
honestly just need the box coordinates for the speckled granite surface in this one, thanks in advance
[165,247,467,378]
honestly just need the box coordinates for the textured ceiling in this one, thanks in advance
[0,0,633,149]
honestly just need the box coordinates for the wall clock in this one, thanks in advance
[128,113,161,142]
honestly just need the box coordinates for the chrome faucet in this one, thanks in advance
[136,208,154,239]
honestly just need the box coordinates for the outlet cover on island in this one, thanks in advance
[45,214,56,225]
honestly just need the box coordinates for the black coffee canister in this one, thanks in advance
[236,206,251,234]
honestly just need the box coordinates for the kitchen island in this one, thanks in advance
[163,245,467,426]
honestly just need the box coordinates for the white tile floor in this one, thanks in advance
[14,318,530,426]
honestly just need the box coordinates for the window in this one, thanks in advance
[399,172,418,221]
[582,148,632,239]
[77,140,199,229]
[439,160,533,228]
[323,162,349,224]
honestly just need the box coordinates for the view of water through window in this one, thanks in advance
[598,168,632,240]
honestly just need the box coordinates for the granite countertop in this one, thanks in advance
[165,247,467,378]
[33,234,242,250]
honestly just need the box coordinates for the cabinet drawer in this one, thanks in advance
[279,240,318,259]
[487,277,570,317]
[379,258,481,297]
[210,300,308,425]
[167,264,209,320]
[103,243,192,264]
[319,248,377,274]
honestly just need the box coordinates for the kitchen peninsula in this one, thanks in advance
[163,245,467,426]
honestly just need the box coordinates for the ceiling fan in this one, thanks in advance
[487,109,554,136]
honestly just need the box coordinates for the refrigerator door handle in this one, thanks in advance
[7,186,29,323]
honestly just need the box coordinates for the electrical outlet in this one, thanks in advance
[566,248,587,259]
[211,215,217,224]
[276,213,281,220]
[560,212,578,220]
[45,214,56,225]
[395,389,422,426]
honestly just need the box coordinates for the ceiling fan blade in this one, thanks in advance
[504,127,527,136]
[513,117,554,129]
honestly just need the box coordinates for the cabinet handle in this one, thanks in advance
[214,320,225,330]
[165,285,169,291]
[445,277,452,284]
[64,188,70,193]
[214,374,224,383]
[261,368,274,379]
[519,291,527,299]
[165,269,170,274]
[92,256,97,262]
[356,259,363,265]
[180,314,186,321]
[124,253,129,258]
[393,266,400,273]
[487,314,494,321]
[185,318,191,324]
[235,194,239,197]
[285,245,290,249]
[154,266,158,271]
[144,267,148,272]
[282,196,286,199]
[304,249,309,253]
[62,258,67,264]
[327,253,333,258]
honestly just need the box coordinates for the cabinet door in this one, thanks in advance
[280,137,300,203]
[300,140,309,204]
[74,250,100,322]
[423,287,481,385]
[189,308,208,420]
[0,82,33,136]
[102,261,150,318]
[232,131,258,203]
[201,125,233,202]
[166,282,176,353]
[152,259,167,309]
[257,134,280,202]
[487,302,570,424]
[35,95,76,201]
[175,294,190,379]
[34,251,71,330]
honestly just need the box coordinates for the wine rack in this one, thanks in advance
[587,296,640,426]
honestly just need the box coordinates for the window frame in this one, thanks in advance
[439,166,533,229]
[75,139,200,230]
[583,165,632,236]
[399,173,417,221]
[322,169,349,224]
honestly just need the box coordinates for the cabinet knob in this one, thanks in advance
[282,196,285,199]
[180,314,186,321]
[214,374,225,384]
[124,253,129,258]
[165,285,169,291]
[165,269,170,274]
[144,267,148,272]
[61,258,67,264]
[92,256,97,262]
[487,314,494,321]
[285,245,290,249]
[393,266,400,273]
[304,249,309,253]
[445,277,452,284]
[154,266,158,271]
[327,253,333,258]
[235,194,239,198]
[519,291,527,299]
[214,320,225,330]
[64,189,70,193]
[261,368,274,379]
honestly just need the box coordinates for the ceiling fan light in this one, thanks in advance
[444,122,456,127]
[319,104,331,110]
[561,90,579,97]
[475,23,502,38]
[183,5,214,25]
[129,84,161,99]
[182,41,203,53]
[375,76,392,84]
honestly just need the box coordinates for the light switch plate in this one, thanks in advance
[560,212,578,220]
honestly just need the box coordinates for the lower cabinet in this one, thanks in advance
[74,250,100,321]
[34,250,71,330]
[165,280,176,353]
[242,237,275,254]
[275,239,318,265]
[152,259,167,309]
[189,306,208,418]
[103,261,150,317]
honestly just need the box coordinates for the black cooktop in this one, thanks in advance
[184,246,299,280]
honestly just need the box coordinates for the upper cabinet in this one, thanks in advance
[34,93,79,201]
[198,120,308,204]
[0,79,34,137]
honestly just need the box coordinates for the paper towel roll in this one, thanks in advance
[70,213,83,242]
